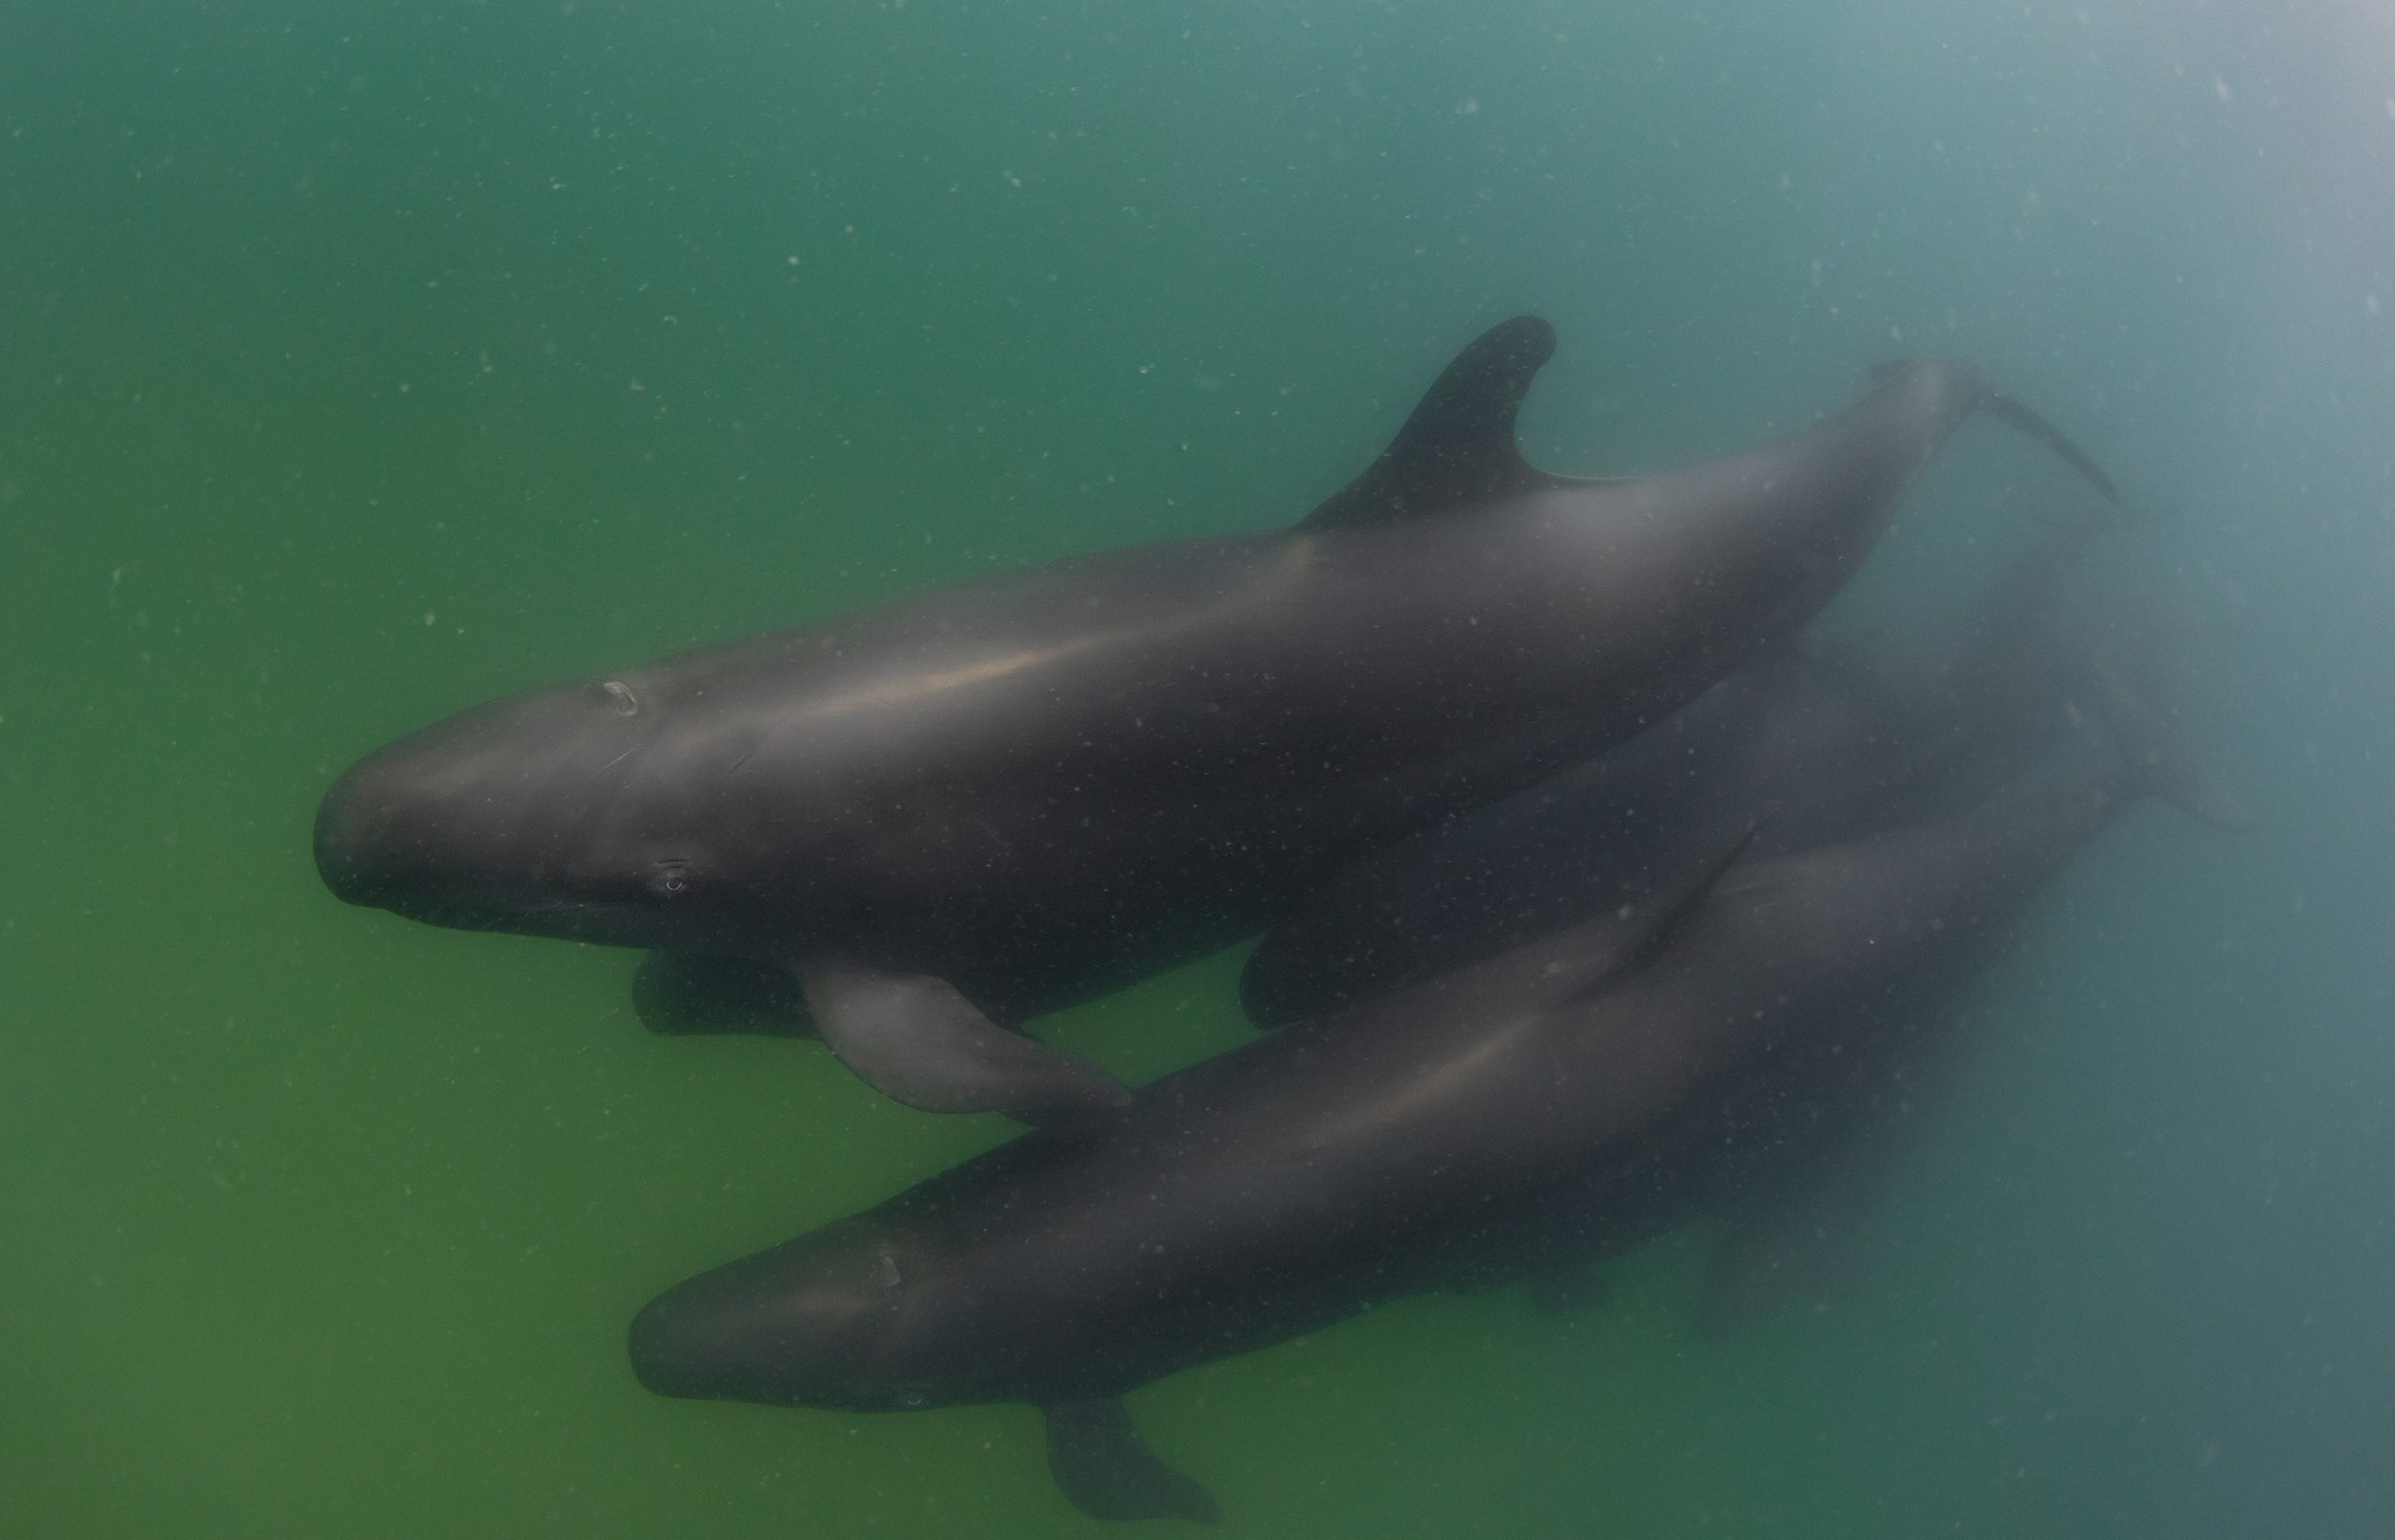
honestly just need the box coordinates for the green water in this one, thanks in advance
[5,2,2390,1534]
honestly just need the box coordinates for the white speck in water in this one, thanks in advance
[2368,294,2382,317]
[423,612,436,626]
[2214,77,2233,103]
[1457,98,1479,115]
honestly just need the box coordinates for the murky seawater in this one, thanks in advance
[4,3,2390,1534]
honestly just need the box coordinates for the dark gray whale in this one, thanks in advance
[626,704,2199,1522]
[1239,518,2110,1028]
[314,316,2116,1119]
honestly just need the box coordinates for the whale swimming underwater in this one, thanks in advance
[313,315,2116,1120]
[1238,516,2117,1027]
[625,689,2202,1522]
[632,517,2103,1041]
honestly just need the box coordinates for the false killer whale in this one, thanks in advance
[315,316,2116,1119]
[1238,516,2114,1027]
[626,691,2201,1522]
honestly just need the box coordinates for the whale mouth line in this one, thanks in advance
[370,889,646,940]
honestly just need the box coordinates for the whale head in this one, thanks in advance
[627,1217,972,1414]
[312,665,758,950]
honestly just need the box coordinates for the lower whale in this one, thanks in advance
[626,690,2204,1521]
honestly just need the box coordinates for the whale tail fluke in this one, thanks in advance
[1867,361,2121,508]
[1983,392,2122,507]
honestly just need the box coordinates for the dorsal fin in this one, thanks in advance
[1560,815,1767,1004]
[1302,315,1563,530]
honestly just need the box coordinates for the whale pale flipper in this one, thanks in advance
[797,962,1131,1121]
[1043,1398,1220,1525]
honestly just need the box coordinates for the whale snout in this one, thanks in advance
[628,1226,928,1412]
[312,759,409,910]
[312,749,483,915]
[310,746,564,929]
[312,680,657,928]
[627,1289,740,1401]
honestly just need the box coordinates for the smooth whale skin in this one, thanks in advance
[314,315,2116,1119]
[626,721,2184,1521]
[1240,518,2103,1028]
[1558,986,1988,1335]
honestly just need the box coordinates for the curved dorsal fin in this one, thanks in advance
[1301,314,1564,530]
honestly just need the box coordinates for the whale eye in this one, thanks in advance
[648,859,693,897]
[600,680,640,716]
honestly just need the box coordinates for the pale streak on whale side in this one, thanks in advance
[757,534,1324,730]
